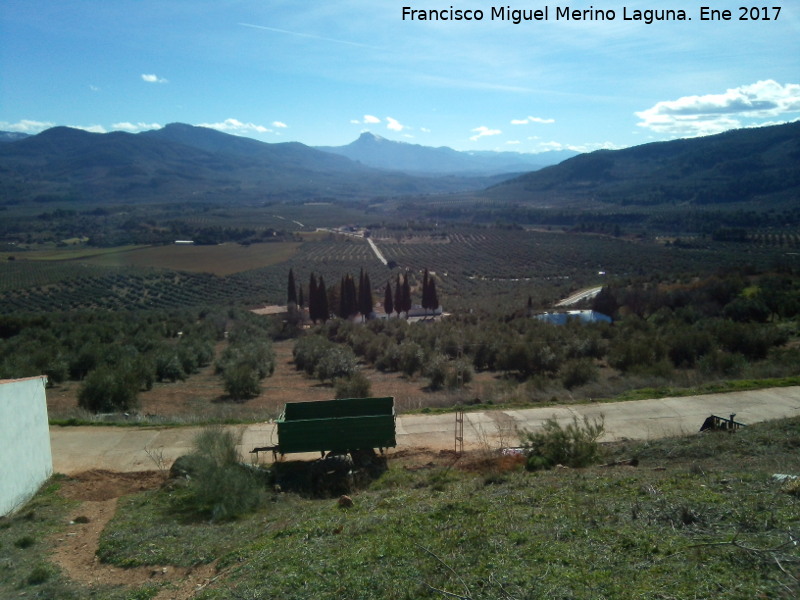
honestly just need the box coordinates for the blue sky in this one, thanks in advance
[2,1,799,153]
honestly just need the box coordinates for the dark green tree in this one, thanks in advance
[394,274,403,317]
[384,281,393,317]
[359,269,373,319]
[287,269,298,306]
[318,276,329,323]
[402,273,412,315]
[309,273,319,322]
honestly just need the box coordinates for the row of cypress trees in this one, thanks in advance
[287,267,440,323]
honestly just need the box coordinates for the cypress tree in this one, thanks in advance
[395,274,403,317]
[429,276,439,311]
[402,273,412,315]
[422,269,430,312]
[298,285,304,309]
[309,273,319,322]
[338,276,348,319]
[384,281,393,317]
[318,276,329,322]
[287,269,297,306]
[345,274,357,318]
[360,270,373,319]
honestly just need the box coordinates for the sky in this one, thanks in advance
[1,1,799,153]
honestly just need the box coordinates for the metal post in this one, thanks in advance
[455,410,464,455]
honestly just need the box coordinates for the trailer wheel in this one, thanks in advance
[311,453,354,496]
[351,448,387,478]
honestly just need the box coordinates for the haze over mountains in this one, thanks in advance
[317,132,577,175]
[0,121,798,211]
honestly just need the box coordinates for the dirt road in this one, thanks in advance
[50,386,800,474]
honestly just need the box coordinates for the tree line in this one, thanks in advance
[286,267,440,324]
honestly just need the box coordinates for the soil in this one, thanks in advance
[49,452,495,598]
[46,339,494,420]
[52,470,217,599]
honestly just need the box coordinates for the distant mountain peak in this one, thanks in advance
[355,131,386,143]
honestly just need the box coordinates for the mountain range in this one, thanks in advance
[486,121,800,209]
[316,132,577,175]
[0,124,513,205]
[1,122,798,211]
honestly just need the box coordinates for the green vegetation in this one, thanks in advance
[522,415,606,470]
[166,427,267,522]
[0,478,159,599]
[15,417,783,598]
[0,307,276,411]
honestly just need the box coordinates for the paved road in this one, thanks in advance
[49,386,800,474]
[555,285,604,307]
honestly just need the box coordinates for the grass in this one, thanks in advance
[88,417,800,599]
[0,477,159,599]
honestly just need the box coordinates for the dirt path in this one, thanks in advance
[54,470,217,599]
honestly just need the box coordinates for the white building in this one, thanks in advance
[0,376,52,516]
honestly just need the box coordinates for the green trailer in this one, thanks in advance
[253,396,396,460]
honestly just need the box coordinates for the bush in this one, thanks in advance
[334,371,372,399]
[560,359,598,390]
[178,426,266,521]
[445,358,474,389]
[425,354,449,390]
[314,346,357,382]
[522,415,605,470]
[223,362,261,400]
[77,366,140,413]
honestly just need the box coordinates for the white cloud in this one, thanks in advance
[363,114,381,124]
[197,118,272,135]
[636,80,800,137]
[506,140,521,145]
[470,126,502,141]
[112,122,162,133]
[511,116,555,125]
[350,119,361,125]
[272,121,288,128]
[536,140,619,153]
[0,119,55,133]
[89,85,100,92]
[386,117,405,132]
[72,125,107,134]
[420,127,431,133]
[141,73,168,84]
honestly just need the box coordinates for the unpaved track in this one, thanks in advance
[50,386,800,474]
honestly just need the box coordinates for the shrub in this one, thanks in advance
[398,341,425,377]
[77,365,140,413]
[178,426,266,521]
[155,351,185,382]
[522,415,605,470]
[334,371,372,399]
[446,358,473,389]
[26,565,51,586]
[314,346,357,382]
[425,354,449,390]
[560,358,598,390]
[223,362,261,400]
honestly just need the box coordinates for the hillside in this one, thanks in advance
[318,131,577,175]
[486,121,800,208]
[0,124,498,205]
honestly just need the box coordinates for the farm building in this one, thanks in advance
[535,310,612,325]
[0,376,52,516]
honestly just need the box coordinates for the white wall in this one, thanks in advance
[0,376,52,516]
